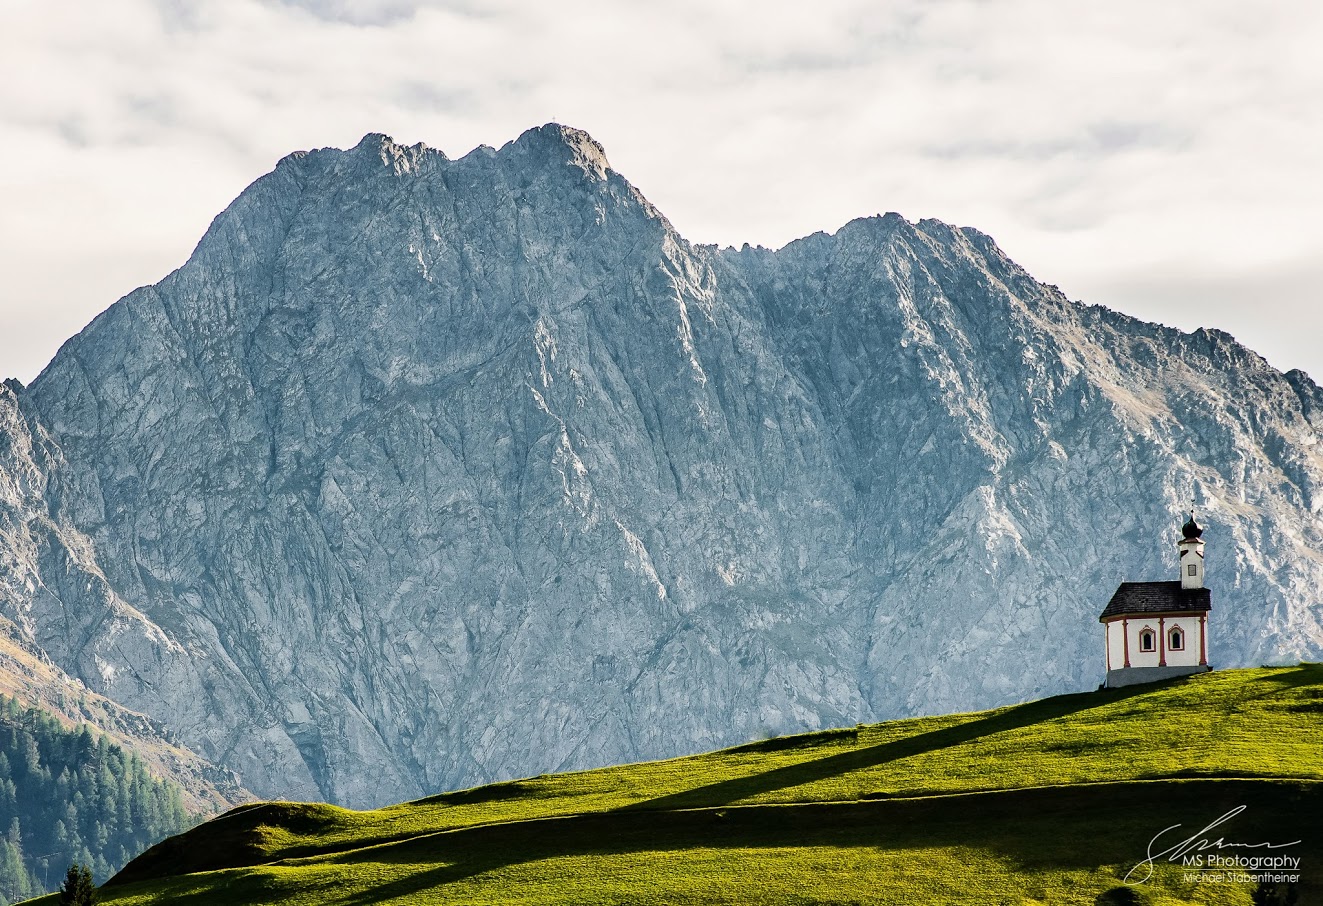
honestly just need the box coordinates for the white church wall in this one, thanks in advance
[1163,616,1205,667]
[1103,615,1206,673]
[1106,620,1125,671]
[1129,621,1163,668]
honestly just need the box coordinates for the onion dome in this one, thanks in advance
[1181,513,1203,540]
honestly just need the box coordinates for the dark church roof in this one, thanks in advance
[1099,581,1211,621]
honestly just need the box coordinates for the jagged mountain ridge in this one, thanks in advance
[4,124,1321,807]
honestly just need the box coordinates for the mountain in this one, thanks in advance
[0,382,247,812]
[93,666,1323,904]
[2,124,1321,807]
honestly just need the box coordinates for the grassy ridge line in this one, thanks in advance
[110,775,1323,887]
[126,779,1323,875]
[58,779,1323,905]
[112,664,1323,885]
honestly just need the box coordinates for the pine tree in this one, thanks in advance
[58,861,96,905]
[0,839,32,903]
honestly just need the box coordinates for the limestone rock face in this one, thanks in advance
[0,382,248,809]
[6,125,1322,806]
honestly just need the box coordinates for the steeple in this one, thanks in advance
[1178,511,1205,589]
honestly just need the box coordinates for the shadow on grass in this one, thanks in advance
[623,680,1166,812]
[1252,663,1323,694]
[106,771,1323,905]
[316,680,1214,905]
[322,779,1322,906]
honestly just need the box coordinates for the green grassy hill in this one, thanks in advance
[28,665,1323,905]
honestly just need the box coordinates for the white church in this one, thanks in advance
[1099,514,1212,688]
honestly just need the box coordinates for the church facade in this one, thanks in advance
[1099,515,1212,688]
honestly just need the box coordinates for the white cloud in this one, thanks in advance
[1,0,1321,382]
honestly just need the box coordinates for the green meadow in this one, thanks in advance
[26,665,1323,905]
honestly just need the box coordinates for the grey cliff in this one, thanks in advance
[2,125,1320,806]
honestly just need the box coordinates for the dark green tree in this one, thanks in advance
[58,861,96,905]
[0,838,34,903]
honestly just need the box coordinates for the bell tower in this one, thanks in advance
[1178,512,1204,590]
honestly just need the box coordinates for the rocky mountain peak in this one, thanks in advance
[506,122,612,181]
[3,126,1320,809]
[350,131,446,175]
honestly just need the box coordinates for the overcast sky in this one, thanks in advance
[3,0,1321,385]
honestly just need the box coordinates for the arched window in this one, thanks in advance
[1139,629,1156,652]
[1169,626,1185,651]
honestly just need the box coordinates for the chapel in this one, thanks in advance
[1099,514,1212,688]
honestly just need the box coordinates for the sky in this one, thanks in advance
[2,0,1321,385]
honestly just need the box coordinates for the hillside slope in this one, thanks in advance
[61,665,1323,905]
[5,124,1323,806]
